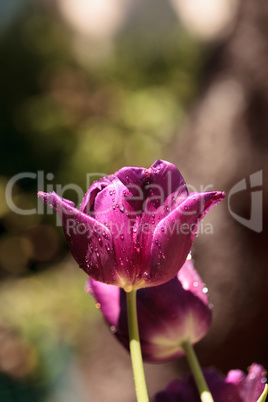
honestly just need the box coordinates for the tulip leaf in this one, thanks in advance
[257,384,268,402]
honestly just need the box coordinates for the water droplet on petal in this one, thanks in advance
[202,287,208,293]
[161,227,165,233]
[119,204,125,213]
[86,287,93,295]
[120,234,124,240]
[110,325,116,334]
[95,302,101,309]
[143,272,151,281]
[193,281,198,287]
[187,252,192,260]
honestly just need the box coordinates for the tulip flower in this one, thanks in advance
[153,364,267,402]
[87,257,211,362]
[38,160,225,291]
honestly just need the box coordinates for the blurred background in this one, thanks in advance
[0,0,267,401]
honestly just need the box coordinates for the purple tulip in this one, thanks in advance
[87,257,212,363]
[153,364,267,402]
[38,160,224,290]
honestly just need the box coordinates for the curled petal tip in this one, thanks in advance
[37,190,45,199]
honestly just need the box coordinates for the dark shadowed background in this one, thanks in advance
[0,0,267,401]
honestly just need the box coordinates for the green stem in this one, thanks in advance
[257,384,268,402]
[182,340,214,402]
[126,289,149,402]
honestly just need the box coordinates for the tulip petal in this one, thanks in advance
[37,191,116,284]
[116,159,188,216]
[89,259,211,363]
[241,364,267,402]
[92,179,144,289]
[87,279,121,326]
[141,159,188,216]
[149,191,225,286]
[80,175,116,214]
[153,365,266,402]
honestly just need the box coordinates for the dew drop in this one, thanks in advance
[95,303,101,309]
[112,205,116,210]
[161,227,165,233]
[110,325,116,334]
[187,252,192,260]
[155,240,160,246]
[161,253,165,259]
[86,287,93,295]
[193,281,199,287]
[106,244,111,252]
[202,287,208,293]
[120,234,124,240]
[143,272,151,281]
[133,227,137,233]
[119,204,125,213]
[109,190,113,196]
